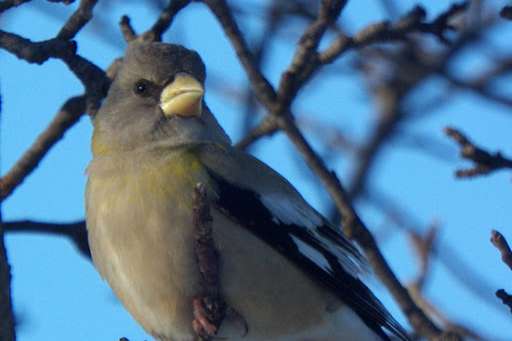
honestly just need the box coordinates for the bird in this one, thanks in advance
[85,41,411,341]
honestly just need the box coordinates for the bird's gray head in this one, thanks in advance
[92,41,231,156]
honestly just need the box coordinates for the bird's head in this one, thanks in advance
[92,41,230,156]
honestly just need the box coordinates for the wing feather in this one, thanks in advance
[205,167,410,341]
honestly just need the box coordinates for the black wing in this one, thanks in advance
[207,168,410,341]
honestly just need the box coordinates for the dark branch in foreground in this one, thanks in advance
[192,183,226,340]
[445,127,512,178]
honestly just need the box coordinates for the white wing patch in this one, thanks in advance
[260,193,322,229]
[260,192,366,278]
[291,236,332,272]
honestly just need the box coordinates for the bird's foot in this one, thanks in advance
[192,296,223,339]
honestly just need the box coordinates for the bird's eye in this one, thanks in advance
[133,79,151,97]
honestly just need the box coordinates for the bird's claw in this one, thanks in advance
[193,297,219,338]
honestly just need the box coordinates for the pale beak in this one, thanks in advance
[159,73,204,118]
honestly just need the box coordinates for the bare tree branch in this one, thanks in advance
[2,1,511,339]
[57,0,98,40]
[406,225,487,340]
[366,188,508,317]
[3,220,89,258]
[0,218,16,341]
[203,0,277,107]
[0,91,16,341]
[119,15,137,42]
[192,183,226,340]
[0,0,31,13]
[142,0,192,42]
[0,31,77,64]
[0,96,86,202]
[445,127,512,178]
[320,2,468,64]
[0,4,110,112]
[235,117,278,150]
[500,5,512,20]
[207,1,448,338]
[496,289,512,314]
[492,229,512,314]
[277,0,347,109]
[279,117,445,339]
[491,230,512,271]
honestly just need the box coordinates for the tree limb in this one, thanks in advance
[491,230,512,271]
[57,0,98,40]
[3,220,90,259]
[207,1,445,338]
[445,127,512,178]
[0,96,86,202]
[192,183,226,340]
[0,92,16,341]
[142,0,192,42]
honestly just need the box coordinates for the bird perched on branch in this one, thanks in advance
[86,41,410,341]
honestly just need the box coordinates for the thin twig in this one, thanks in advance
[490,230,512,272]
[0,0,31,13]
[207,1,442,337]
[0,30,109,113]
[0,92,15,341]
[3,220,90,258]
[0,0,109,103]
[366,189,507,316]
[406,225,485,340]
[278,116,443,339]
[445,127,512,178]
[320,2,469,64]
[0,96,86,202]
[0,226,15,341]
[203,0,277,107]
[277,0,347,109]
[496,289,512,314]
[238,1,284,145]
[443,71,512,109]
[235,116,278,150]
[119,15,137,42]
[142,0,192,42]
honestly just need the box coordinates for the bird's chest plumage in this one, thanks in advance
[86,150,209,339]
[85,149,379,341]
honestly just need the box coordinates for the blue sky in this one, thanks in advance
[1,1,512,340]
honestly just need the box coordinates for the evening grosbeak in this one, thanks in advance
[86,41,410,341]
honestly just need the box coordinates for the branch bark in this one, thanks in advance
[0,218,16,341]
[0,92,16,341]
[207,1,444,338]
[192,183,226,340]
[0,96,86,202]
[445,127,512,178]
